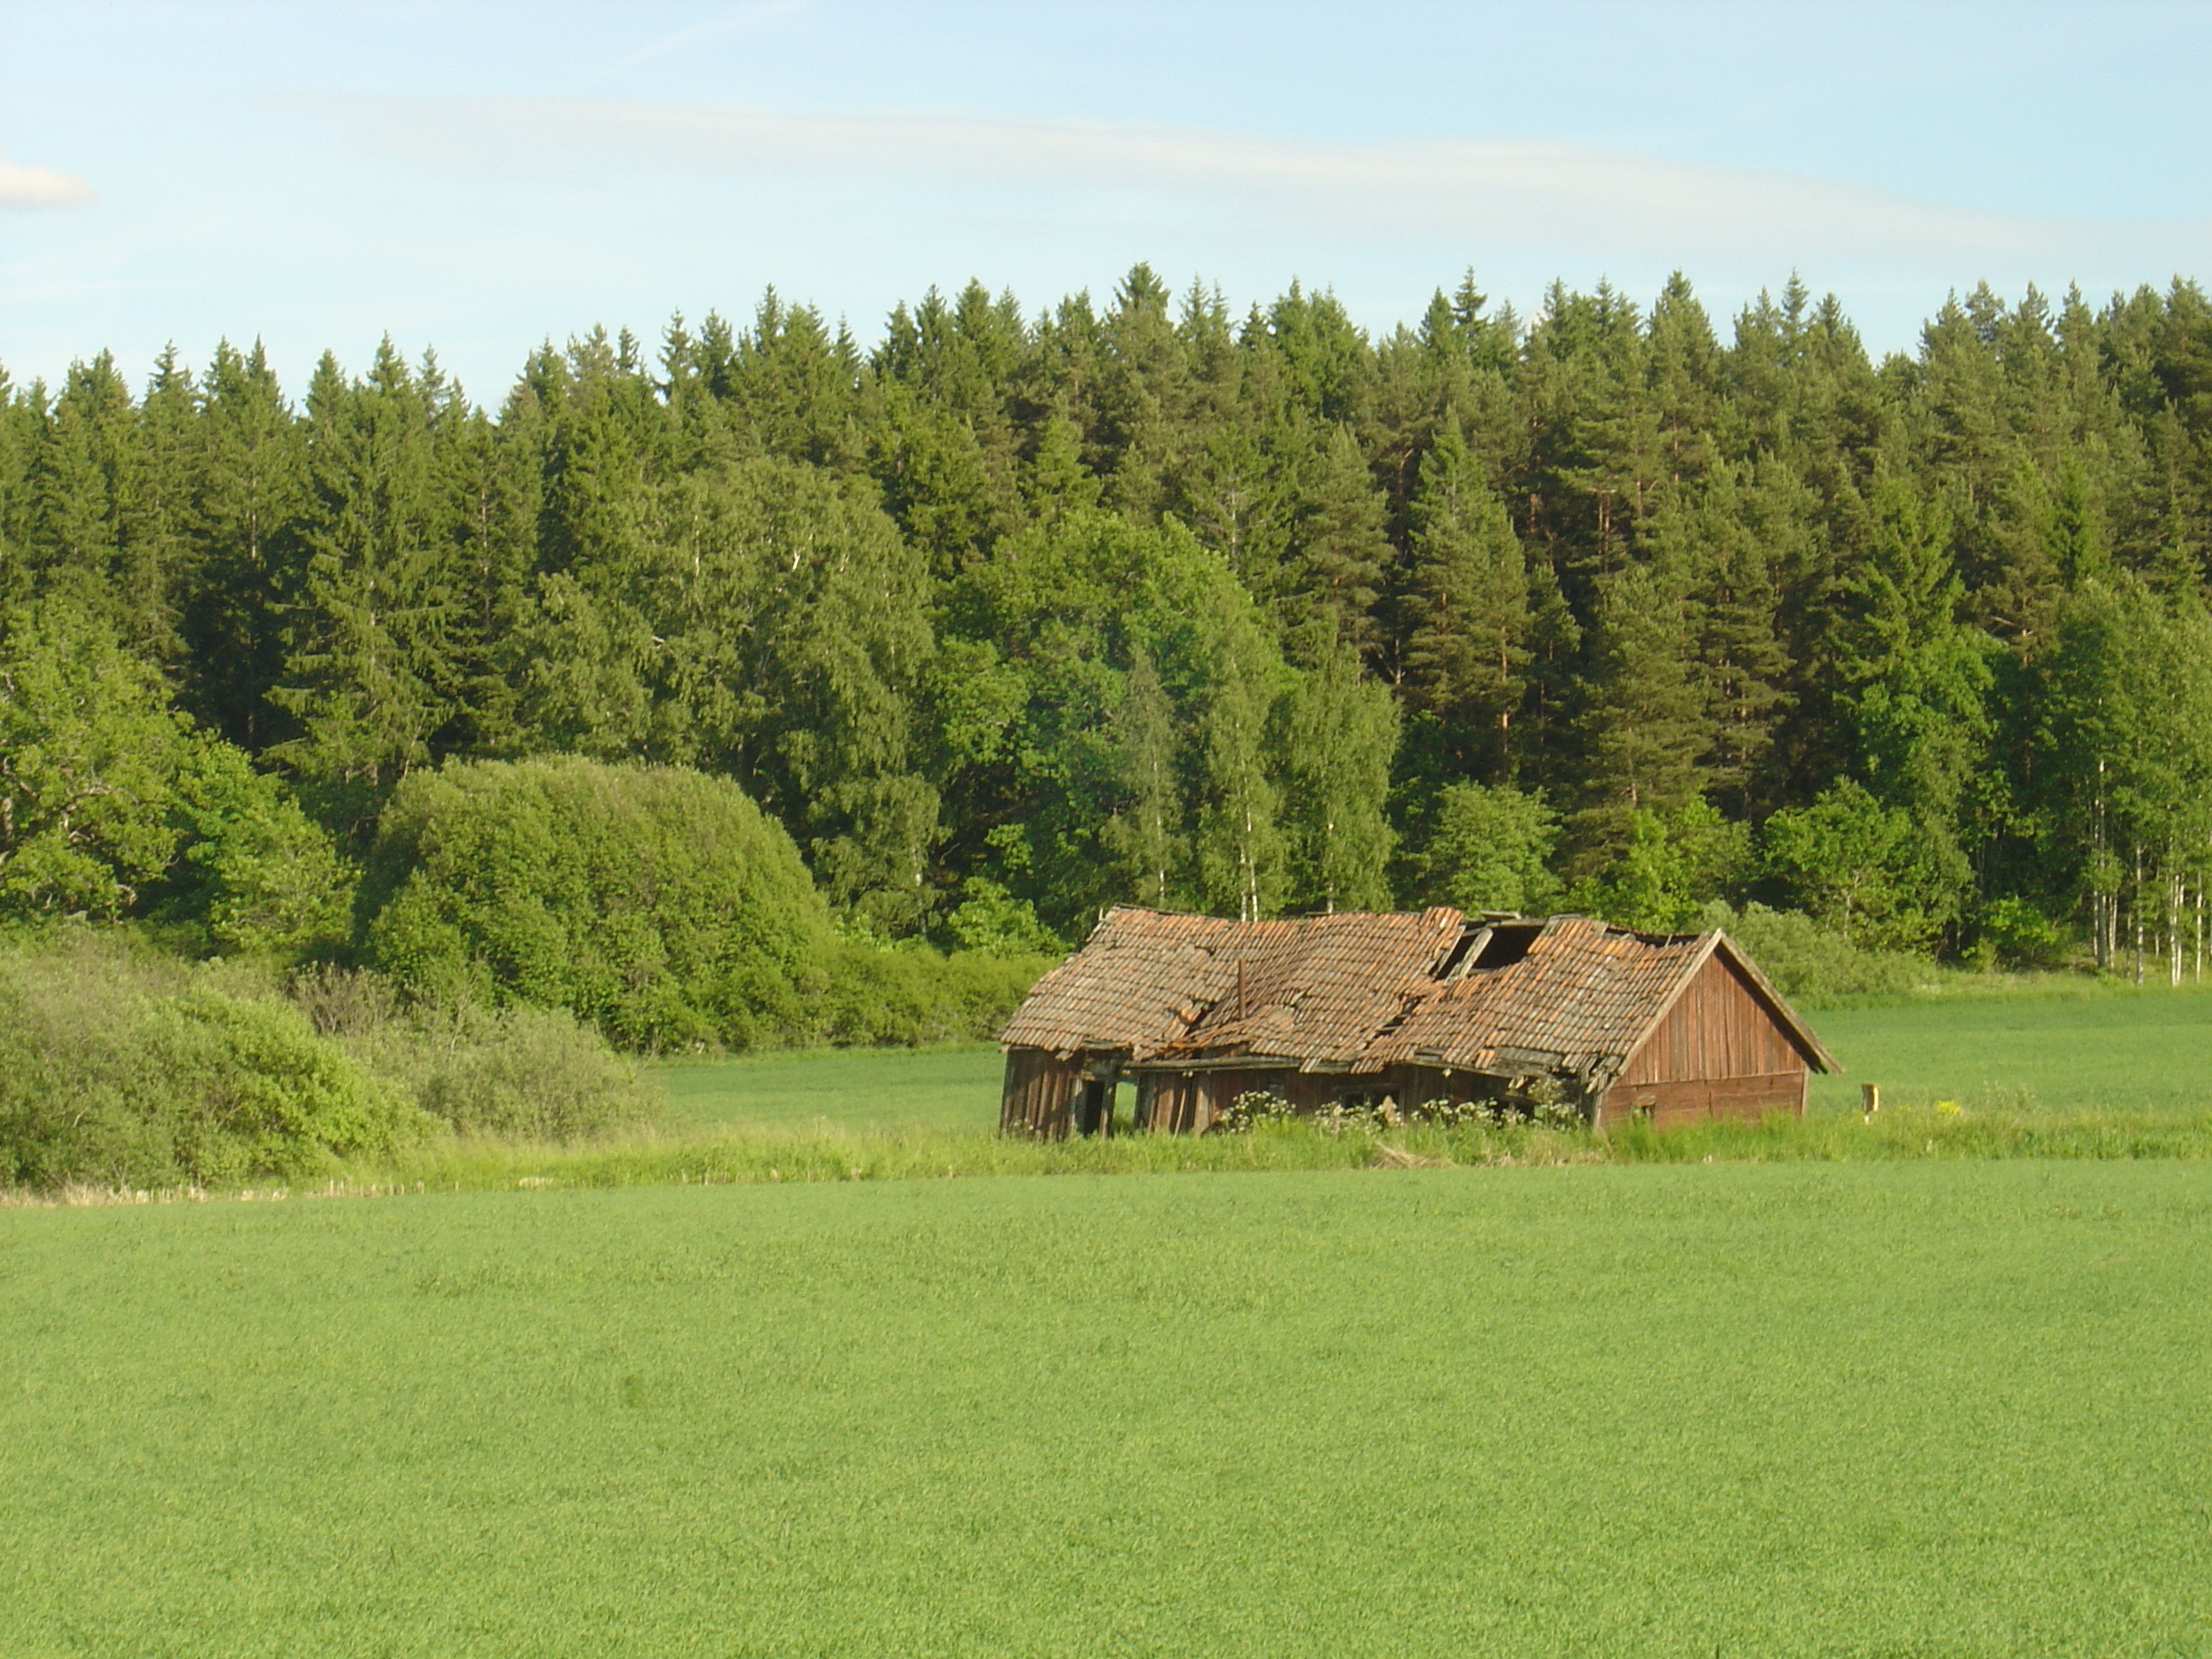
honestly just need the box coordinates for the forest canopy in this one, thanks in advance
[8,265,2212,987]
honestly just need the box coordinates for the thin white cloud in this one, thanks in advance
[0,154,94,210]
[321,96,2212,281]
[585,2,819,88]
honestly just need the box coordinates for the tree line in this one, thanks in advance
[7,265,2212,979]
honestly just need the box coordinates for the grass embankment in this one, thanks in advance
[5,1162,2209,1655]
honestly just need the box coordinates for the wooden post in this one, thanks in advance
[1860,1083,1881,1119]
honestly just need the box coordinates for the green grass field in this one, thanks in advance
[5,1161,2209,1656]
[1808,978,2212,1115]
[9,982,2212,1654]
[657,1043,1007,1132]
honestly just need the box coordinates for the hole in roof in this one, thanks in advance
[1469,923,1541,971]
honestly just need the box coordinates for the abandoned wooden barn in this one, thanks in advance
[997,907,1837,1136]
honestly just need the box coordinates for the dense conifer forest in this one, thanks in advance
[9,265,2212,983]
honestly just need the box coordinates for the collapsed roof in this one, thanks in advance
[997,906,1836,1084]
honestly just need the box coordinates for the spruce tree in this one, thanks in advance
[1569,550,1709,860]
[1095,263,1191,522]
[1286,424,1392,655]
[1400,419,1529,779]
[1689,468,1791,815]
[1830,470,1993,930]
[271,344,462,818]
[188,340,305,750]
[0,366,33,609]
[28,354,155,654]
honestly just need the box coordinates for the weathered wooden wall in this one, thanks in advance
[1000,1048,1084,1138]
[1135,1070,1256,1133]
[1607,1068,1808,1129]
[1603,952,1810,1128]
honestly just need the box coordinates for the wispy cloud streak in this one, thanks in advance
[323,96,2212,278]
[0,154,94,209]
[584,2,818,88]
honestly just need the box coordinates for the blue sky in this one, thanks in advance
[5,1,2212,402]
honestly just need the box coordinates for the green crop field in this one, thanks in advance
[10,983,2212,1654]
[1808,980,2212,1116]
[5,1161,2210,1656]
[657,1043,1008,1133]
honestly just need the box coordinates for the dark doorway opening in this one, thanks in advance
[1074,1077,1110,1137]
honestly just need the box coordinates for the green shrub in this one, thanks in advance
[0,933,432,1189]
[151,992,431,1185]
[1700,900,1928,1006]
[810,943,1054,1045]
[343,998,660,1142]
[360,757,832,1051]
[941,877,1062,957]
[1972,896,2071,969]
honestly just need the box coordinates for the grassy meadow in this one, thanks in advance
[8,980,2212,1654]
[5,1161,2209,1656]
[658,1042,1007,1133]
[1807,975,2212,1116]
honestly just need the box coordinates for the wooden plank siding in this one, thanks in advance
[999,1049,1085,1138]
[1007,928,1831,1138]
[1136,1071,1218,1134]
[1602,952,1811,1128]
[1607,1071,1807,1130]
[1133,1067,1343,1132]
